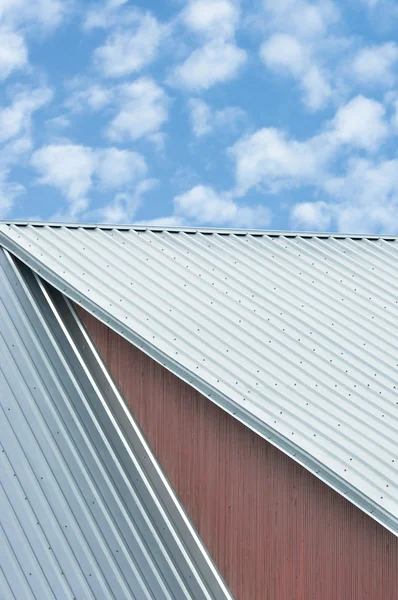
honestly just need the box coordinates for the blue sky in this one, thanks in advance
[1,0,398,233]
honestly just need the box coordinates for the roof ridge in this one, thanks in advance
[1,220,397,240]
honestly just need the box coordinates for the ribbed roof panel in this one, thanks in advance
[0,223,397,535]
[0,246,232,599]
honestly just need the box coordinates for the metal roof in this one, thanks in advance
[0,247,232,599]
[0,223,397,538]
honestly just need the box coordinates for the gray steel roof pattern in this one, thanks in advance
[0,223,397,537]
[0,247,233,600]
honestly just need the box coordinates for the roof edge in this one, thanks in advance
[1,220,397,240]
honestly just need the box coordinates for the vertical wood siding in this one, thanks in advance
[78,308,398,600]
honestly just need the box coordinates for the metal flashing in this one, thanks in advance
[0,219,396,239]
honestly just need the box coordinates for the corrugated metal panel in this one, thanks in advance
[80,306,398,600]
[0,248,233,600]
[0,223,397,536]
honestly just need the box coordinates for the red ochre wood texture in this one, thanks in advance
[78,307,398,600]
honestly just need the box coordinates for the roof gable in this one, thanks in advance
[0,222,397,536]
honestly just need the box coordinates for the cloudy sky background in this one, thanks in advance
[1,0,398,233]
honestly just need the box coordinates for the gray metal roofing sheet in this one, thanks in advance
[0,223,397,537]
[0,247,232,600]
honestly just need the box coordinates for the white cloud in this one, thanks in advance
[189,99,212,136]
[260,1,339,110]
[106,77,168,142]
[260,33,307,76]
[230,128,321,195]
[31,144,95,213]
[350,42,398,86]
[93,193,133,223]
[213,106,247,131]
[260,33,331,110]
[173,185,271,227]
[293,157,398,234]
[85,0,131,30]
[0,87,53,144]
[45,115,70,130]
[65,83,113,112]
[86,178,158,223]
[0,169,25,218]
[30,143,149,216]
[291,200,333,230]
[93,12,163,78]
[171,40,246,90]
[182,0,240,40]
[388,92,398,129]
[0,30,28,80]
[0,0,66,81]
[0,86,43,217]
[301,66,332,111]
[229,95,390,197]
[262,0,339,40]
[96,148,147,189]
[0,0,66,31]
[147,132,165,151]
[325,157,398,206]
[65,77,169,144]
[328,95,388,151]
[171,0,245,91]
[189,98,246,137]
[138,215,184,227]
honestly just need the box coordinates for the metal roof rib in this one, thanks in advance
[0,247,233,600]
[0,222,397,538]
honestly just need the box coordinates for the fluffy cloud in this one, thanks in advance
[350,42,398,86]
[0,31,28,80]
[171,0,246,90]
[65,82,112,112]
[325,157,398,222]
[182,0,240,39]
[0,0,66,31]
[173,185,271,227]
[262,0,339,39]
[31,145,95,214]
[106,77,168,142]
[229,95,390,196]
[65,77,169,144]
[260,0,339,110]
[87,179,158,224]
[189,98,246,137]
[0,0,66,81]
[260,33,331,110]
[85,0,132,30]
[230,128,322,195]
[172,40,246,90]
[260,34,307,76]
[95,148,147,188]
[0,87,53,144]
[327,95,388,151]
[0,84,52,217]
[292,158,398,233]
[291,201,333,230]
[31,144,148,216]
[93,12,164,78]
[0,169,25,218]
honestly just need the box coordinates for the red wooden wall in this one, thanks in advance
[78,308,398,600]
